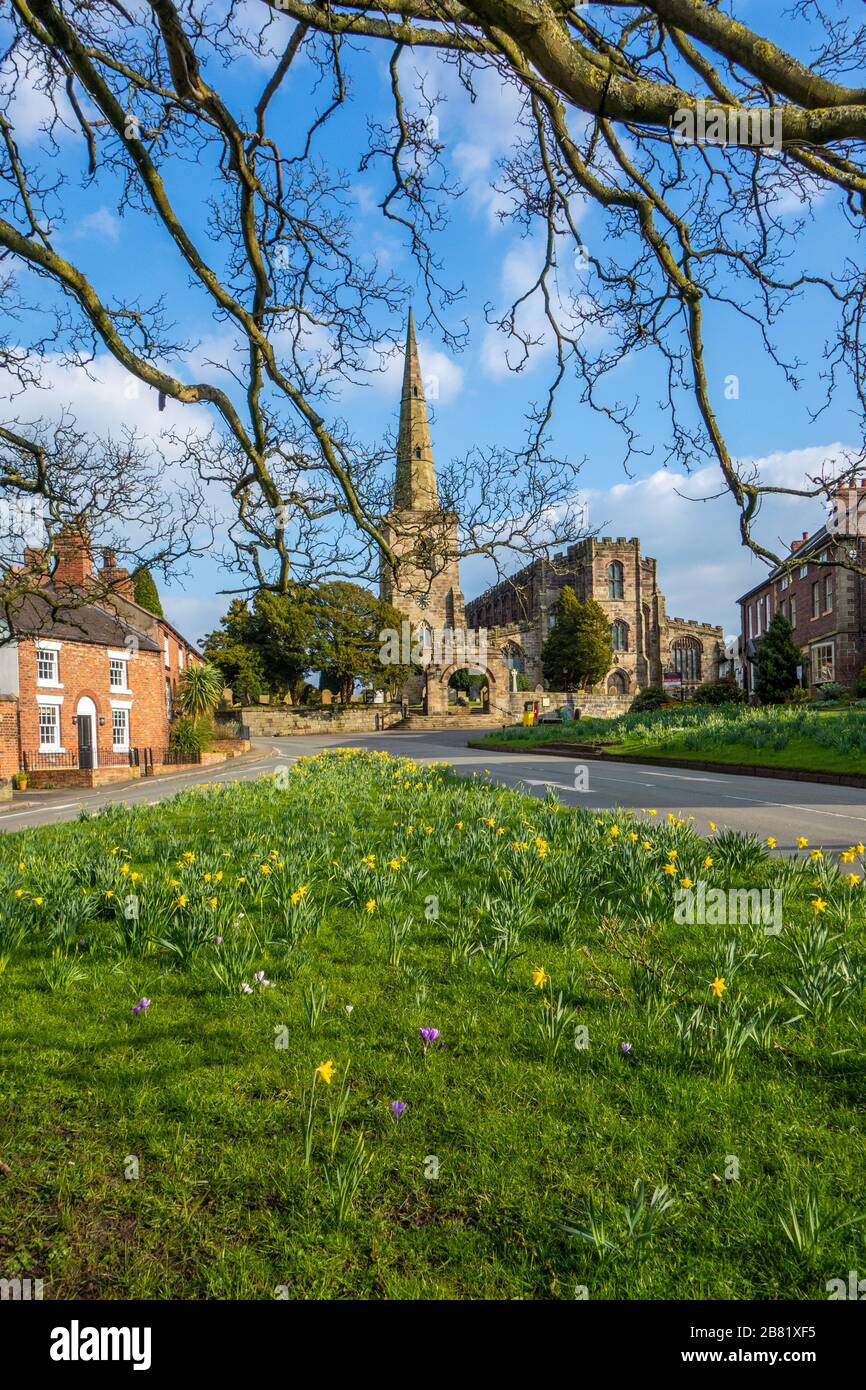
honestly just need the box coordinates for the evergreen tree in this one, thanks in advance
[541,587,614,692]
[132,566,164,617]
[753,611,802,704]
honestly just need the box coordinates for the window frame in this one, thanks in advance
[35,642,61,688]
[36,696,63,752]
[111,706,130,751]
[811,641,834,685]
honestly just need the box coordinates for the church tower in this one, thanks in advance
[380,310,465,635]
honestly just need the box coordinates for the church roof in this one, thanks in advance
[394,309,439,510]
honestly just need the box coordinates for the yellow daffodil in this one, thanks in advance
[365,898,376,913]
[809,849,823,861]
[811,898,828,913]
[845,873,860,886]
[176,895,188,907]
[532,966,550,988]
[663,863,677,876]
[609,825,621,838]
[797,837,809,849]
[703,856,713,869]
[642,840,652,850]
[680,877,694,889]
[315,1060,336,1085]
[766,837,777,849]
[667,850,678,861]
[711,976,727,998]
[708,821,717,832]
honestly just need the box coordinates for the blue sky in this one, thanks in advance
[2,2,861,646]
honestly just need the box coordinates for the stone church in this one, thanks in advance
[381,312,723,708]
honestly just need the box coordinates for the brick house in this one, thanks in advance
[0,537,201,789]
[738,481,866,698]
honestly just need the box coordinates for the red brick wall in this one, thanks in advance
[159,625,202,724]
[0,698,20,780]
[17,639,170,759]
[740,536,866,694]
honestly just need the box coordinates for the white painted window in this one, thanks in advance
[747,606,753,639]
[36,647,58,684]
[112,707,129,750]
[800,563,808,578]
[166,677,173,721]
[811,641,834,684]
[178,647,184,672]
[164,635,170,669]
[39,703,60,750]
[109,656,127,690]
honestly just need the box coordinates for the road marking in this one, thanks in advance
[0,801,81,819]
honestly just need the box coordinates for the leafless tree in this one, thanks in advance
[0,400,212,640]
[2,0,865,598]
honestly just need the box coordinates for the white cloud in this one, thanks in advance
[76,207,121,244]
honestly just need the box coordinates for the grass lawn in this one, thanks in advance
[480,705,866,775]
[1,748,865,1299]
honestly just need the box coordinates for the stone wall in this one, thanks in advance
[235,704,405,736]
[506,691,633,720]
[465,536,723,696]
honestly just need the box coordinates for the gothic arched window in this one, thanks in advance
[607,561,624,599]
[415,446,421,459]
[672,637,701,682]
[612,620,628,652]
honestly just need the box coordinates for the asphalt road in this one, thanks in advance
[1,727,865,852]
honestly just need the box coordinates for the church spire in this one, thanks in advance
[394,308,439,510]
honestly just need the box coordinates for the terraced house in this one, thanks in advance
[738,480,866,698]
[0,534,201,789]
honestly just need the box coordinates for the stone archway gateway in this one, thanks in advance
[424,650,511,718]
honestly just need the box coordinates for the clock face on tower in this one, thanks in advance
[416,593,430,609]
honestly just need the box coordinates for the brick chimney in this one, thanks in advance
[790,530,810,552]
[52,527,93,590]
[99,548,134,599]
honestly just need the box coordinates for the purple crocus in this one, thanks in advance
[390,1100,407,1121]
[215,935,223,946]
[620,1041,632,1055]
[419,1026,440,1053]
[131,997,151,1015]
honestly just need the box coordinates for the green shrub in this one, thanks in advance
[169,716,212,755]
[854,667,866,699]
[816,682,846,703]
[630,686,671,713]
[691,680,746,705]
